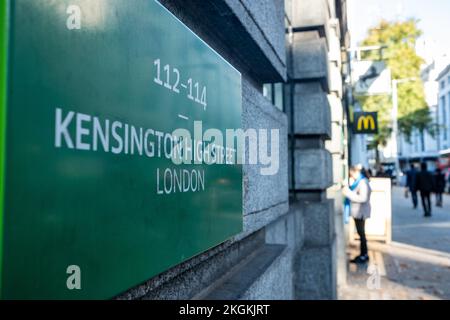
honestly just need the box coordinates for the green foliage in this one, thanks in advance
[356,19,431,146]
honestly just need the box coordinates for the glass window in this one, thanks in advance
[273,83,283,111]
[420,131,425,152]
[442,96,447,141]
[263,84,272,101]
[415,131,420,152]
[441,80,446,89]
[263,83,284,112]
[448,93,450,142]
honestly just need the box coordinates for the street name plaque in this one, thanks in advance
[0,0,242,299]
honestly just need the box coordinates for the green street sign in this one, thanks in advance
[0,0,242,299]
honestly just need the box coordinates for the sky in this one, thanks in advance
[348,0,450,61]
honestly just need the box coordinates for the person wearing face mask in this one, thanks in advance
[343,165,372,264]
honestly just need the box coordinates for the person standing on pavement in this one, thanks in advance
[433,168,445,207]
[343,165,372,264]
[406,164,418,209]
[415,162,434,217]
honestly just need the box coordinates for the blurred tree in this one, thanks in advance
[356,19,432,164]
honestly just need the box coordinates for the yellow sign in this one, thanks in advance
[357,115,375,130]
[353,112,378,134]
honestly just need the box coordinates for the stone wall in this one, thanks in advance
[117,0,349,300]
[118,0,291,300]
[286,0,348,300]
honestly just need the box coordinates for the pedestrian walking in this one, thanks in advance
[415,162,434,217]
[406,164,418,209]
[434,168,445,207]
[343,165,372,264]
[448,169,450,194]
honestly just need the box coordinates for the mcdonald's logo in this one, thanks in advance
[358,116,375,130]
[353,112,378,134]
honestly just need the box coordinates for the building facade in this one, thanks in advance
[396,57,447,169]
[112,0,351,300]
[437,65,450,155]
[0,0,352,300]
[396,56,450,171]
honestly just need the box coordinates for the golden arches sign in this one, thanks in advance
[357,116,375,130]
[353,112,378,134]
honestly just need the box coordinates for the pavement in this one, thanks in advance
[339,187,450,300]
